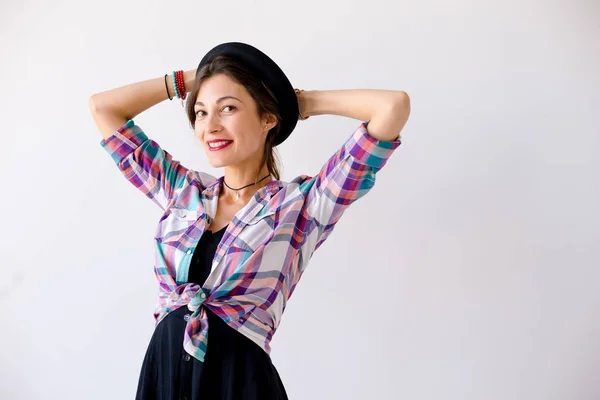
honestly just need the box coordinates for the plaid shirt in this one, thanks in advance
[100,119,401,362]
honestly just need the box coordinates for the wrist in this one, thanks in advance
[300,90,318,118]
[295,89,315,120]
[184,69,196,92]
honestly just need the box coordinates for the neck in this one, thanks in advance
[222,164,272,202]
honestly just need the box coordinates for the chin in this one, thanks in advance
[208,159,228,168]
[203,150,225,168]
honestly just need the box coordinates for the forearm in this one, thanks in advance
[90,69,197,140]
[89,69,196,119]
[300,89,410,141]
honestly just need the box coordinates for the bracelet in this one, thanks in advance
[164,74,173,100]
[294,88,309,120]
[171,71,180,99]
[175,70,186,100]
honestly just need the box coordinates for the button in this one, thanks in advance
[200,292,206,299]
[187,249,192,255]
[183,314,191,321]
[183,354,191,362]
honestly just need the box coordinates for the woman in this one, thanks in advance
[90,42,410,399]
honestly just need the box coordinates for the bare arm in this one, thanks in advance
[299,89,410,142]
[89,69,196,140]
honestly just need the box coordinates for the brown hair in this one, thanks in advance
[185,55,282,180]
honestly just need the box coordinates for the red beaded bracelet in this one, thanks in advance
[175,70,186,101]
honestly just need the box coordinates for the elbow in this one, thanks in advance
[88,94,106,116]
[384,92,410,140]
[364,92,411,141]
[392,91,410,113]
[88,95,98,115]
[89,94,124,119]
[377,92,410,120]
[391,91,410,124]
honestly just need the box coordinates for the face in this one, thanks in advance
[193,74,273,169]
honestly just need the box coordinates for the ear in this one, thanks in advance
[262,113,279,131]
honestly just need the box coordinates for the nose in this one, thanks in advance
[205,113,222,135]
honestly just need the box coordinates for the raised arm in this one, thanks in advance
[297,89,410,251]
[299,89,410,141]
[89,69,197,140]
[90,70,210,211]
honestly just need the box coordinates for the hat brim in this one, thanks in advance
[197,42,299,147]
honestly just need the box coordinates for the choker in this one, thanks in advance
[223,173,271,201]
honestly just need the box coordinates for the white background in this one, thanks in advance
[1,0,598,399]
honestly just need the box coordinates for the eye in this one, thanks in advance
[195,106,236,117]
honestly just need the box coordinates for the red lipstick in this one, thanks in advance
[207,140,233,151]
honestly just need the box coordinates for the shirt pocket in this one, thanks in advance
[233,209,278,252]
[154,206,202,245]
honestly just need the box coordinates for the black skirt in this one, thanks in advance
[135,226,288,400]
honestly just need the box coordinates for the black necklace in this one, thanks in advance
[223,173,271,202]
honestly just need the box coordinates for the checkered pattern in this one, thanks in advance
[100,119,401,362]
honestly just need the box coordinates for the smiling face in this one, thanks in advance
[193,73,272,169]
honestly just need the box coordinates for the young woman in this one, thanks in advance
[90,42,410,400]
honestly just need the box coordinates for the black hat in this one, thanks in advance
[197,42,299,147]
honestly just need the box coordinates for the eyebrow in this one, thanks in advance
[195,96,242,107]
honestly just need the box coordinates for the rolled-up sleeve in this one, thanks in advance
[301,121,402,250]
[100,119,190,211]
